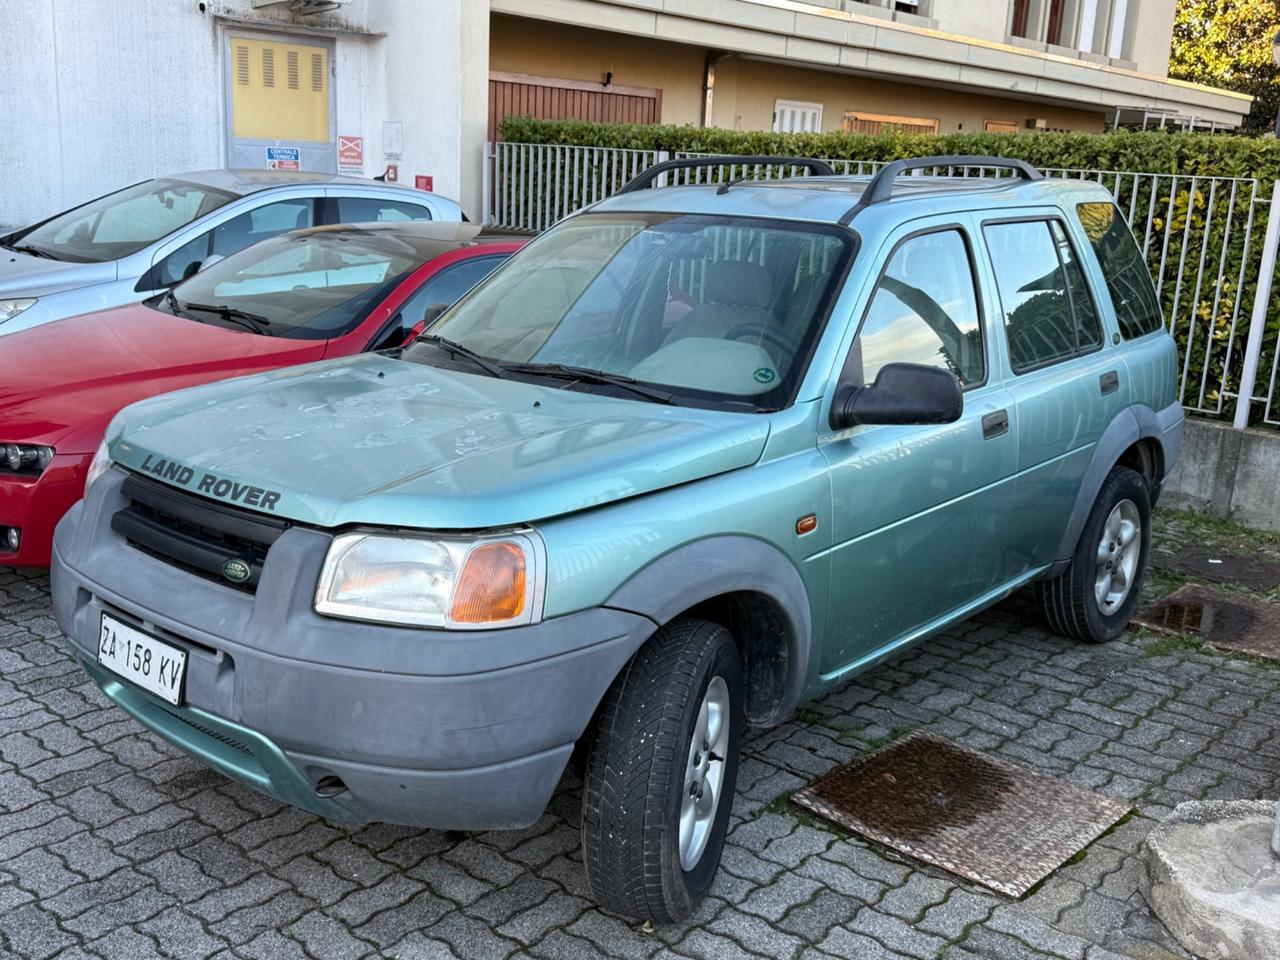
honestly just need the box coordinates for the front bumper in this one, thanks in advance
[0,452,91,567]
[52,468,655,828]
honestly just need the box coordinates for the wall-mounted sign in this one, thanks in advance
[382,120,403,159]
[415,175,433,192]
[337,135,363,174]
[384,163,398,183]
[266,146,301,171]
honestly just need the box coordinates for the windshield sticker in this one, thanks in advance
[139,454,282,511]
[753,367,777,385]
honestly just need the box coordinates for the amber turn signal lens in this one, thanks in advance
[450,541,528,623]
[796,514,818,535]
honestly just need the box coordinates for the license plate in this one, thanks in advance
[97,614,187,706]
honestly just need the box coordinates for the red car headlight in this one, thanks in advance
[1,443,55,477]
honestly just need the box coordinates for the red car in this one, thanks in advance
[0,221,523,567]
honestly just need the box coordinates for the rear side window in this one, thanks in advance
[1076,202,1164,339]
[1051,220,1103,351]
[849,228,985,387]
[153,199,316,286]
[984,219,1102,374]
[336,197,431,223]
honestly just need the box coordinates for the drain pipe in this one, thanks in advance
[1273,802,1279,858]
[701,51,729,127]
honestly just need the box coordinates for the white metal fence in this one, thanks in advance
[483,141,1280,429]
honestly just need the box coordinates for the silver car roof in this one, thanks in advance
[167,169,422,196]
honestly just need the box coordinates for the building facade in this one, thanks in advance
[0,0,1252,233]
[1,0,489,230]
[488,0,1250,137]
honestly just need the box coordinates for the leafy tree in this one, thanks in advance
[1170,0,1280,134]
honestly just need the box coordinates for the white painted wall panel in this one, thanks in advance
[0,0,482,231]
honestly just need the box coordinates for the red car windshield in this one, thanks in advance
[162,228,436,340]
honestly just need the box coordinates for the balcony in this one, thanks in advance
[798,0,936,30]
[1007,0,1138,70]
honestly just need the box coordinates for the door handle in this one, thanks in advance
[1100,370,1120,395]
[981,410,1009,440]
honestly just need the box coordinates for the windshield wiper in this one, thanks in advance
[416,334,511,379]
[6,242,59,261]
[182,301,274,336]
[501,361,678,405]
[162,289,191,319]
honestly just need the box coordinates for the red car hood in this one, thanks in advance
[0,304,329,453]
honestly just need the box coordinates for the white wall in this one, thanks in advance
[932,0,1012,45]
[0,0,487,231]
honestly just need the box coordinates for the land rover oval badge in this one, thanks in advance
[222,559,251,585]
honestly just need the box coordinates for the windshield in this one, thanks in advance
[10,179,237,263]
[405,212,853,408]
[161,227,434,339]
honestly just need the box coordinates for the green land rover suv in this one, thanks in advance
[52,155,1182,922]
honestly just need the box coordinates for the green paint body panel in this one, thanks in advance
[74,173,1184,817]
[80,659,353,821]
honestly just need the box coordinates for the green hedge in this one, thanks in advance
[498,117,1280,181]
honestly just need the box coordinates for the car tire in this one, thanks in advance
[1039,465,1151,644]
[581,618,744,924]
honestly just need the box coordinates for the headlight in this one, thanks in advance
[1,442,54,476]
[84,439,113,490]
[0,298,37,323]
[315,531,545,629]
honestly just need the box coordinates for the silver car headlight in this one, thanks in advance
[0,298,37,323]
[315,531,545,629]
[84,439,114,491]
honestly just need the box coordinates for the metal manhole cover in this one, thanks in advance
[1154,547,1280,590]
[1134,583,1280,661]
[792,732,1131,897]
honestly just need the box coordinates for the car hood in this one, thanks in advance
[0,248,116,297]
[0,304,325,452]
[107,353,770,529]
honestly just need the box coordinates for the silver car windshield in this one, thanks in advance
[13,179,237,263]
[412,212,853,408]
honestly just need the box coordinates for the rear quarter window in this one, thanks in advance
[1076,202,1164,339]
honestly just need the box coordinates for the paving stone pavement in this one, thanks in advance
[1,538,1278,959]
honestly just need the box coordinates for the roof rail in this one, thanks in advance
[839,155,1043,224]
[618,155,836,194]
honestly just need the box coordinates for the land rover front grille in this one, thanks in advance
[112,473,289,593]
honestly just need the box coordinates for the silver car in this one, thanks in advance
[0,170,463,337]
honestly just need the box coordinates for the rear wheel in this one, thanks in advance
[1039,465,1151,643]
[581,618,743,923]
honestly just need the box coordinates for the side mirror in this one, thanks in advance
[420,302,449,329]
[400,320,428,347]
[198,254,225,273]
[829,362,963,430]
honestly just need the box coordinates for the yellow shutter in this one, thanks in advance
[230,37,329,142]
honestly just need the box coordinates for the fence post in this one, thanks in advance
[655,150,671,189]
[481,141,493,226]
[1234,179,1280,430]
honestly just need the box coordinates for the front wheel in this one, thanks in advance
[581,618,744,924]
[1039,465,1152,643]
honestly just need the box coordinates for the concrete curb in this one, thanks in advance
[1142,800,1280,960]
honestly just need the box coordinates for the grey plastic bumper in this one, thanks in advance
[51,469,655,829]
